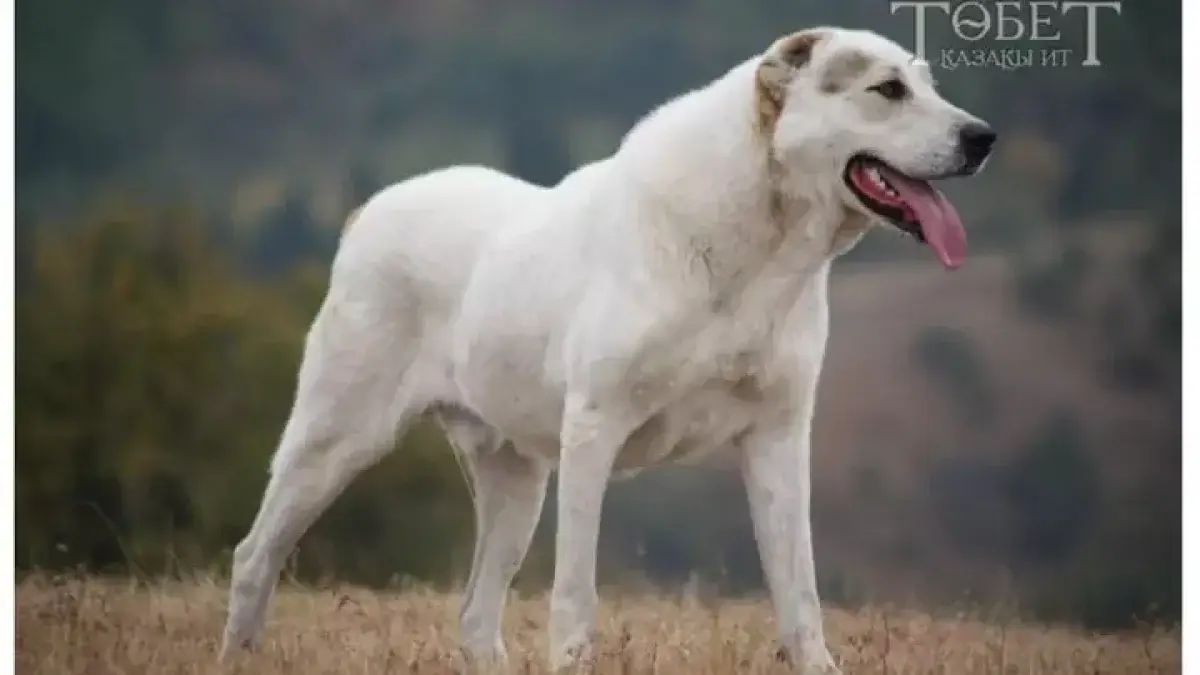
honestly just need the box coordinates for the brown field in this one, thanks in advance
[16,575,1179,674]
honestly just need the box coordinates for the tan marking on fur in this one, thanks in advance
[753,30,828,137]
[771,30,827,68]
[730,375,766,403]
[753,30,829,243]
[820,50,875,94]
[754,71,785,138]
[342,205,364,232]
[766,155,787,235]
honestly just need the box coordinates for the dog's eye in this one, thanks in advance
[869,79,908,101]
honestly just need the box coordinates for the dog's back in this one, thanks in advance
[272,163,549,440]
[332,165,546,320]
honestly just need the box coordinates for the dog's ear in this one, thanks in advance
[755,29,829,134]
[759,30,825,88]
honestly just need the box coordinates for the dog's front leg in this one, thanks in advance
[740,416,840,675]
[547,393,636,670]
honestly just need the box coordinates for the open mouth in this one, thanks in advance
[843,154,967,269]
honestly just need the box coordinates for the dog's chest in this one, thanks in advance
[611,259,828,473]
[614,312,792,473]
[614,370,777,474]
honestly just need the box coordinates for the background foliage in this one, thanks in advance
[15,0,1179,630]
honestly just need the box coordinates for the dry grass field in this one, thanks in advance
[16,574,1179,674]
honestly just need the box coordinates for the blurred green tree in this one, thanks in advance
[15,203,473,583]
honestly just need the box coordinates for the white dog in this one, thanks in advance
[222,26,995,673]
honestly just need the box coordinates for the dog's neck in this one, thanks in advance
[615,58,860,291]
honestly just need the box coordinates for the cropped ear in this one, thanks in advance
[755,29,829,134]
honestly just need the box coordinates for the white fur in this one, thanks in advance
[222,27,992,674]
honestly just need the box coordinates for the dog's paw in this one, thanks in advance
[775,642,842,675]
[549,641,596,675]
[455,643,511,675]
[218,632,258,662]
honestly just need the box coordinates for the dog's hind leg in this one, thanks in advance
[221,296,427,658]
[439,413,550,669]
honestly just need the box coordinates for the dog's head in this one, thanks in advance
[755,28,996,269]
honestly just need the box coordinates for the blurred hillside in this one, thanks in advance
[15,0,1179,629]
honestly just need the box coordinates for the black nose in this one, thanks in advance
[959,122,997,167]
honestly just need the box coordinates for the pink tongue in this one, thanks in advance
[878,166,966,269]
